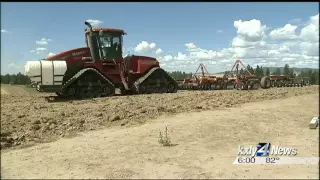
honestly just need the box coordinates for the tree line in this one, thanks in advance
[1,73,31,85]
[166,71,192,81]
[1,63,319,85]
[238,64,296,77]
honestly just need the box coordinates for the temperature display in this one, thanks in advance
[233,157,319,165]
[265,157,280,163]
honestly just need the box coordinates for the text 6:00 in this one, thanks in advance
[238,157,256,164]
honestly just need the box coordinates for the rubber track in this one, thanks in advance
[133,67,178,92]
[60,67,114,93]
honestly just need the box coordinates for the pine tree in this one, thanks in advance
[283,64,290,75]
[259,66,264,76]
[289,68,295,78]
[239,68,244,75]
[266,68,270,76]
[255,65,260,76]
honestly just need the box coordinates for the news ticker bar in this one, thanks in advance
[233,157,319,165]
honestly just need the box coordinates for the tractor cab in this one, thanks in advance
[85,22,126,61]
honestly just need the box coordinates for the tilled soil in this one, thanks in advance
[2,93,319,179]
[1,86,318,150]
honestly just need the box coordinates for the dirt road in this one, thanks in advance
[1,93,319,179]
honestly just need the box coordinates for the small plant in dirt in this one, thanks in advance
[158,126,172,146]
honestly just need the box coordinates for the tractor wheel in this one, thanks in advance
[260,76,271,89]
[86,90,95,99]
[284,81,289,87]
[215,82,223,90]
[138,83,149,94]
[250,81,261,90]
[102,84,115,96]
[222,82,228,90]
[63,87,77,97]
[167,83,177,93]
[93,87,103,98]
[226,81,236,90]
[239,82,248,90]
[206,84,210,90]
[209,83,216,90]
[75,87,87,99]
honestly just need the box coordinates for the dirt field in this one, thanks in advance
[1,84,36,95]
[1,86,319,150]
[1,91,319,179]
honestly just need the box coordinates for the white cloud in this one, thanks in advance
[299,13,319,43]
[298,13,319,57]
[47,52,56,57]
[1,29,11,33]
[173,52,188,61]
[153,14,319,72]
[232,37,259,48]
[185,43,197,49]
[30,47,48,54]
[8,63,19,69]
[158,55,173,63]
[160,55,173,62]
[300,42,319,56]
[309,13,319,27]
[267,50,280,57]
[36,38,52,45]
[85,19,104,27]
[155,48,163,54]
[230,19,268,54]
[233,19,267,42]
[269,24,298,40]
[134,41,157,53]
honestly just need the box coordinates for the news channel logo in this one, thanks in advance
[238,143,298,157]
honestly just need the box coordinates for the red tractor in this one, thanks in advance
[24,21,178,99]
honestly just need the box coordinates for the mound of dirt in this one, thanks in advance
[1,86,318,150]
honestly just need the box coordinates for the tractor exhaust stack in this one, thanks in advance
[84,21,99,62]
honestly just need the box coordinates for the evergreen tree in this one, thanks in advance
[283,64,290,75]
[289,68,295,78]
[246,65,254,75]
[259,66,264,76]
[266,68,270,76]
[255,65,260,76]
[239,68,244,75]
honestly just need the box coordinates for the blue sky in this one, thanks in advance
[1,2,319,74]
